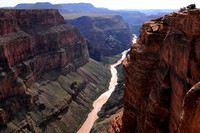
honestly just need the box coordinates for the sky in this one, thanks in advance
[0,0,199,9]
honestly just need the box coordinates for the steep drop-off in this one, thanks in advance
[0,9,89,127]
[1,58,111,133]
[0,9,112,133]
[111,9,200,132]
[65,14,132,61]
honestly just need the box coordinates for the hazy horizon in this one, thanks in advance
[0,0,199,9]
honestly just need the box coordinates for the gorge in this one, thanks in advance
[65,14,132,61]
[0,3,199,133]
[77,48,130,133]
[0,9,112,132]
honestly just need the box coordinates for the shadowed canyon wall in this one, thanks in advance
[0,9,89,126]
[111,9,200,133]
[67,15,132,61]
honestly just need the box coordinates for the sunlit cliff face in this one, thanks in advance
[0,9,89,125]
[111,9,200,133]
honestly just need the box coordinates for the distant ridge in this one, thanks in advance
[14,2,76,14]
[1,2,177,35]
[56,3,177,35]
[57,3,109,13]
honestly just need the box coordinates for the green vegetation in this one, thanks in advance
[180,4,196,11]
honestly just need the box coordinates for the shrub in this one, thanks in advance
[180,7,187,12]
[186,4,196,10]
[179,4,196,11]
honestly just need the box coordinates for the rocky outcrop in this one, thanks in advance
[66,15,132,61]
[0,9,89,125]
[178,82,200,133]
[112,9,200,132]
[1,58,111,133]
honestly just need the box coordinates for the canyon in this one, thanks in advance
[66,14,132,61]
[111,9,200,133]
[0,4,200,133]
[78,49,130,133]
[2,2,177,44]
[90,35,137,133]
[57,3,172,36]
[0,9,112,132]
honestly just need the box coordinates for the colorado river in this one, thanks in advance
[77,34,137,133]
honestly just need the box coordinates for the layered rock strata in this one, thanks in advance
[66,15,132,61]
[113,9,200,132]
[0,9,88,125]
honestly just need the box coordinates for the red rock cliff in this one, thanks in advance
[0,9,89,124]
[111,9,200,133]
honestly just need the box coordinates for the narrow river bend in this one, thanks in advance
[77,34,137,133]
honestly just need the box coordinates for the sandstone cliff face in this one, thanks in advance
[66,15,132,61]
[0,9,88,125]
[113,9,200,132]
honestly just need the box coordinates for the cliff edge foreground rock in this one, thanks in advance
[111,9,200,133]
